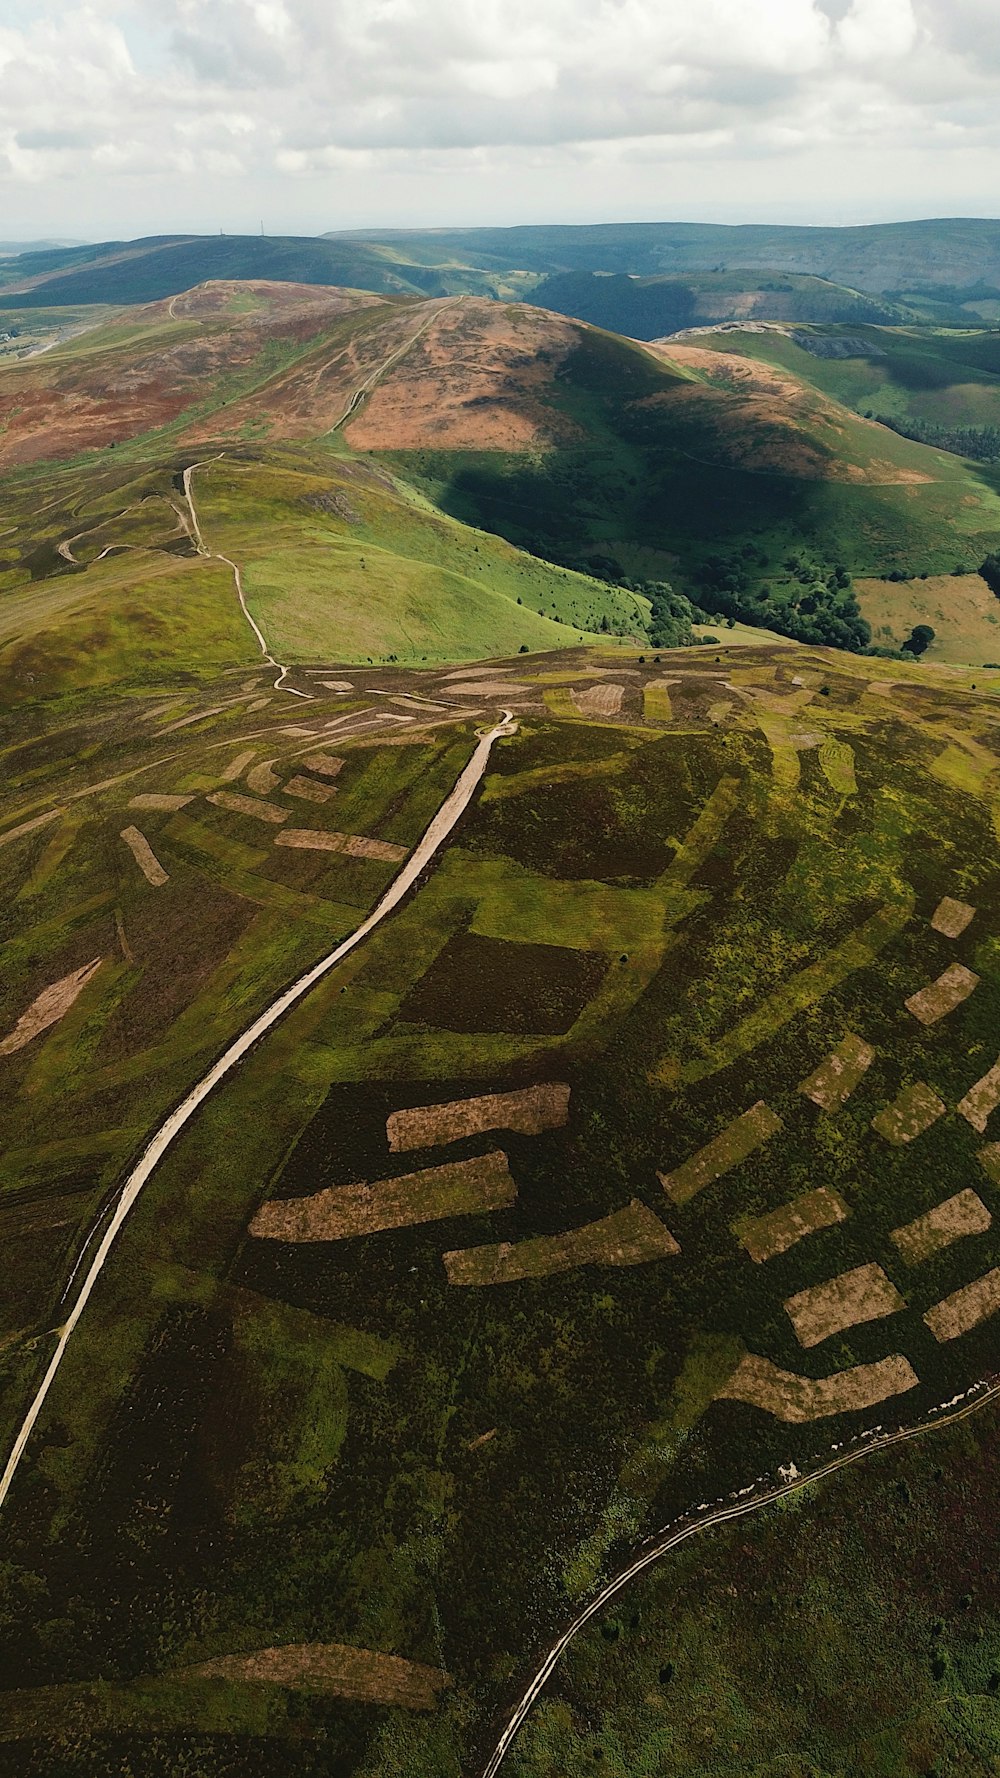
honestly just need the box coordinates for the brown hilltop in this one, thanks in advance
[0,281,387,468]
[341,296,583,451]
[0,283,951,492]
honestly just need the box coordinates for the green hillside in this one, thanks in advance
[0,443,638,705]
[528,269,914,340]
[384,322,1000,640]
[685,323,1000,447]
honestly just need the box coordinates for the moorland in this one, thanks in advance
[5,230,1000,1776]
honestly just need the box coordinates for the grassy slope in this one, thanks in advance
[5,647,1000,1775]
[0,443,641,701]
[687,323,1000,434]
[193,449,647,665]
[386,322,1000,596]
[858,572,1000,664]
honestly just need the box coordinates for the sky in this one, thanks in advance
[1,0,998,240]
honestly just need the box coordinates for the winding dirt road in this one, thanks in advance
[182,458,310,699]
[479,1374,1000,1776]
[0,710,517,1516]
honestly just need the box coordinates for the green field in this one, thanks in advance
[690,322,1000,438]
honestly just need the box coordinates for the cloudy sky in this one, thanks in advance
[1,0,998,240]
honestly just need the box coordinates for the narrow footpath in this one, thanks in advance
[182,458,310,699]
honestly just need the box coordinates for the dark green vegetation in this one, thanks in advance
[10,218,1000,323]
[526,268,914,340]
[5,645,1000,1775]
[387,322,1000,645]
[510,1401,1000,1777]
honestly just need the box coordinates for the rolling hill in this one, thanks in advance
[330,217,1000,293]
[326,298,1000,651]
[0,285,651,701]
[7,283,1000,683]
[7,219,1000,329]
[658,322,1000,660]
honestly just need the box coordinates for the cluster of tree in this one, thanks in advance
[691,551,871,651]
[645,582,696,647]
[870,413,1000,464]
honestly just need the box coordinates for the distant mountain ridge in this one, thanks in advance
[4,220,1000,331]
[328,217,1000,292]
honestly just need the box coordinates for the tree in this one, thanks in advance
[980,553,1000,597]
[902,623,935,656]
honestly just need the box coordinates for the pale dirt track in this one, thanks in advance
[327,297,463,434]
[0,711,517,1515]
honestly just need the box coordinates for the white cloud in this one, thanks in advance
[0,0,995,233]
[836,0,920,61]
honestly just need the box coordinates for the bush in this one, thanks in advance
[980,553,1000,597]
[902,623,935,657]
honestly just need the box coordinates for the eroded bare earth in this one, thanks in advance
[783,1263,905,1349]
[735,1187,849,1264]
[925,1268,1000,1342]
[344,299,581,451]
[892,1190,992,1265]
[387,1083,571,1152]
[799,1033,875,1111]
[180,1642,450,1709]
[659,1102,782,1206]
[718,1352,920,1422]
[444,1199,679,1286]
[250,1152,517,1242]
[0,959,103,1056]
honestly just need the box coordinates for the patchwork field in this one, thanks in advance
[6,638,1000,1775]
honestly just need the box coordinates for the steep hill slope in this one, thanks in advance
[9,285,1000,665]
[654,322,1000,659]
[329,299,1000,641]
[669,322,1000,442]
